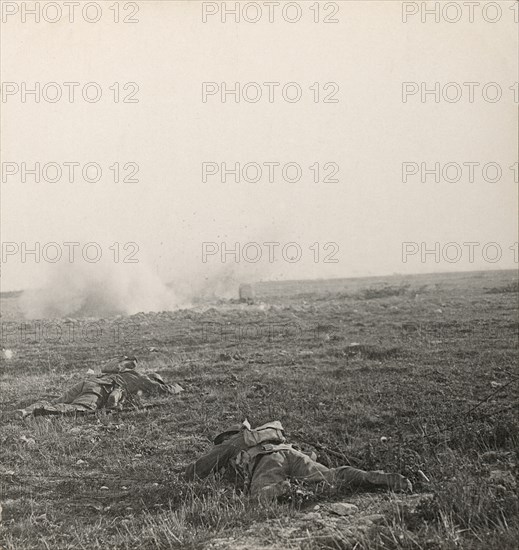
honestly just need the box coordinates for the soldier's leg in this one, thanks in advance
[249,452,291,502]
[15,381,104,417]
[286,448,336,485]
[287,449,411,492]
[68,381,105,410]
[54,381,88,404]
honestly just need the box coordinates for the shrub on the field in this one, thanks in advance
[485,281,519,294]
[345,344,402,360]
[361,285,411,300]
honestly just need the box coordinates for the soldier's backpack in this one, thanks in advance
[213,420,285,447]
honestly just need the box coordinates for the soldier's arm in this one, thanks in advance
[127,372,182,395]
[185,434,246,480]
[54,381,86,404]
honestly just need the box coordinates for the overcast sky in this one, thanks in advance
[1,0,517,292]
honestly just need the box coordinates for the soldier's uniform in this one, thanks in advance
[19,356,183,417]
[186,421,412,501]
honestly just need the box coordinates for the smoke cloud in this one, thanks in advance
[19,260,185,319]
[17,258,264,319]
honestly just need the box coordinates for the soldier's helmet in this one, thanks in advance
[102,355,138,373]
[119,356,138,370]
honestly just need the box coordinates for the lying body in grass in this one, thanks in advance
[16,356,183,417]
[186,420,412,502]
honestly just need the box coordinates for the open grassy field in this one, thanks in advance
[0,270,518,549]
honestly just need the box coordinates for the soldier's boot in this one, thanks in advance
[334,467,412,492]
[365,471,412,492]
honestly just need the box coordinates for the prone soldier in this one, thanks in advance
[186,420,412,502]
[16,356,183,417]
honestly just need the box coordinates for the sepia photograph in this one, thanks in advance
[0,1,518,548]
